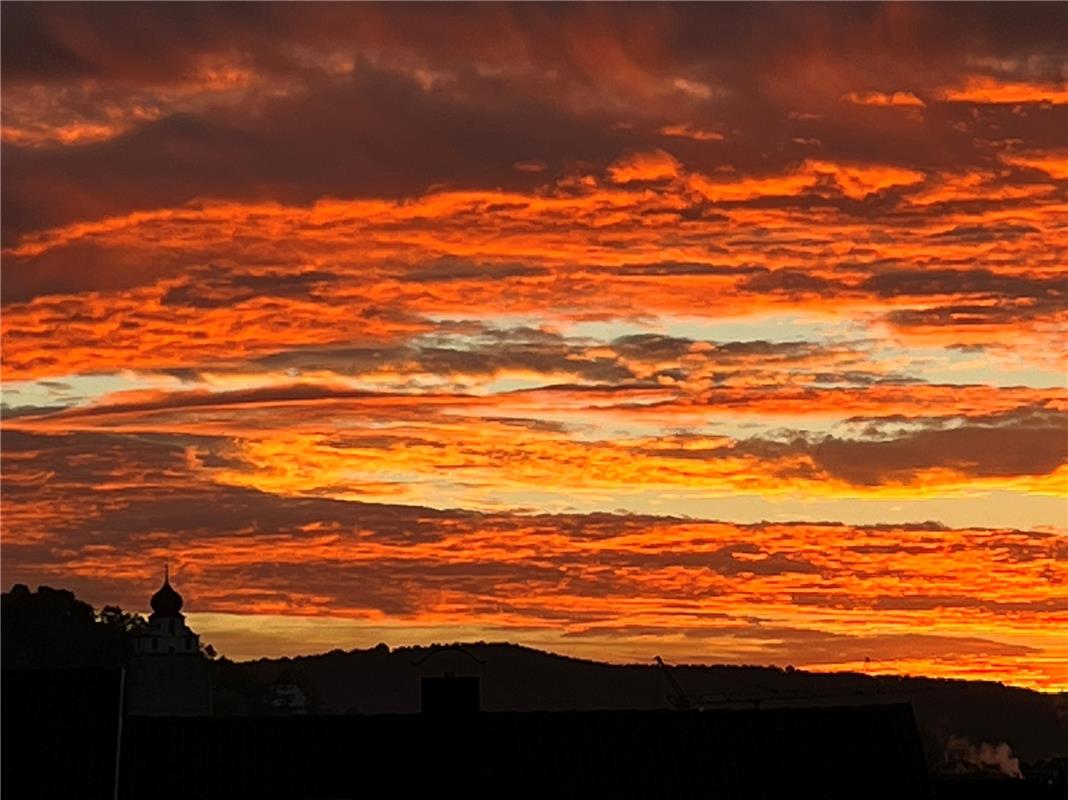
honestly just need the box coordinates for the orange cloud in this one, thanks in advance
[999,150,1068,180]
[658,123,724,142]
[936,77,1068,105]
[840,91,926,108]
[806,161,926,199]
[607,149,681,183]
[3,158,1065,381]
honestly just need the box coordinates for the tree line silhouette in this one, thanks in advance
[1,584,216,669]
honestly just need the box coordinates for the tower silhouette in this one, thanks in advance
[126,568,211,715]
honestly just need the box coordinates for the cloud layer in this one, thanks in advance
[2,3,1065,688]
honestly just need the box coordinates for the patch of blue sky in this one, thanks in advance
[474,374,570,395]
[1,371,181,410]
[450,487,1068,531]
[874,344,1067,389]
[563,312,867,346]
[467,405,846,442]
[421,311,875,354]
[653,490,1068,530]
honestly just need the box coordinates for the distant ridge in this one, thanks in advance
[217,641,1068,762]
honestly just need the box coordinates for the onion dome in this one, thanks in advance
[150,568,183,617]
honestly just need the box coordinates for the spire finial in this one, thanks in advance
[150,562,184,616]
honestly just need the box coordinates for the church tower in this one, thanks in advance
[126,568,212,715]
[135,566,200,656]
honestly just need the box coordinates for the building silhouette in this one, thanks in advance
[265,669,308,714]
[125,569,211,716]
[135,567,199,656]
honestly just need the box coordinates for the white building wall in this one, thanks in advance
[135,616,200,655]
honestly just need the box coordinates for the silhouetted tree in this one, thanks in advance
[98,604,145,636]
[1,584,144,668]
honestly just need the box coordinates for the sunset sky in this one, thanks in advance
[2,3,1066,690]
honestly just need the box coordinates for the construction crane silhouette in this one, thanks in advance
[654,656,693,710]
[655,656,782,710]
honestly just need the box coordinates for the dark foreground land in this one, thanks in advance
[3,665,1066,800]
[3,668,928,799]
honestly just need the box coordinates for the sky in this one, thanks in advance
[1,2,1066,691]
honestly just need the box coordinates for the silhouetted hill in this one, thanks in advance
[220,642,1068,762]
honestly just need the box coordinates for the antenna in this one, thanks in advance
[164,563,170,584]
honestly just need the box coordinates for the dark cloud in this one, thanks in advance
[570,541,821,577]
[809,408,1068,483]
[607,262,753,277]
[160,267,342,309]
[404,259,551,284]
[5,3,1065,86]
[929,223,1042,242]
[644,406,1068,485]
[871,595,1068,613]
[4,3,1066,246]
[609,333,694,361]
[6,384,436,426]
[255,333,634,384]
[862,268,1068,300]
[1,61,631,244]
[2,240,188,304]
[886,303,1063,329]
[812,423,1065,483]
[741,270,843,297]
